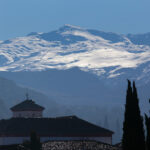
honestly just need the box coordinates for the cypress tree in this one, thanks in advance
[122,80,145,150]
[132,81,145,150]
[122,80,133,150]
[145,114,150,150]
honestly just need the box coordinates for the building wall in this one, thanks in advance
[0,136,112,145]
[13,111,43,118]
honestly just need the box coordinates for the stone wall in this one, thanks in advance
[42,141,121,150]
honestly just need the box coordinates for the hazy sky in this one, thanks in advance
[0,0,150,40]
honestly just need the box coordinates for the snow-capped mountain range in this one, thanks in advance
[1,24,150,80]
[1,25,150,143]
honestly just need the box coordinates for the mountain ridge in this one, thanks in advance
[0,24,150,82]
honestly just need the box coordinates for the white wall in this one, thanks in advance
[13,111,43,118]
[0,137,30,145]
[0,136,112,145]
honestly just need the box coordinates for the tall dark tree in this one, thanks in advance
[132,81,145,150]
[122,80,133,150]
[30,131,41,150]
[145,114,150,150]
[122,80,145,150]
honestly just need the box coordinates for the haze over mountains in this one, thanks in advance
[0,24,150,143]
[0,24,150,106]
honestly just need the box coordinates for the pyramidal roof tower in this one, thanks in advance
[10,95,45,118]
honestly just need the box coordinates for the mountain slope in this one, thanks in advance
[0,24,150,81]
[0,77,70,119]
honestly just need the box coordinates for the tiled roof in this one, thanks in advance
[0,116,113,137]
[10,100,45,111]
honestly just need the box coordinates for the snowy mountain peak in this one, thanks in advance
[0,25,150,81]
[27,32,43,36]
[60,24,83,31]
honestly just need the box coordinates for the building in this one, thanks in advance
[10,99,45,118]
[0,98,114,146]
